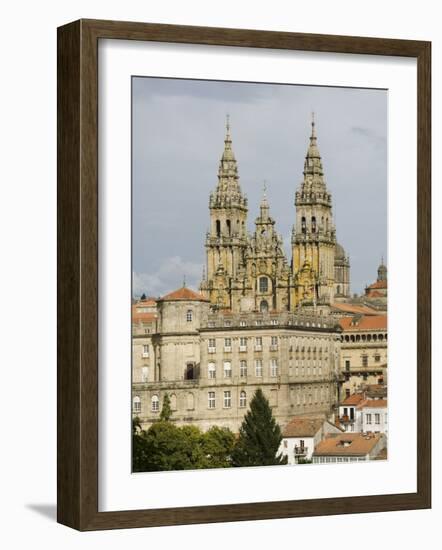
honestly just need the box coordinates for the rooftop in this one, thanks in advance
[339,314,387,332]
[357,398,387,410]
[283,416,327,438]
[331,303,379,316]
[313,433,383,456]
[340,393,366,406]
[158,287,210,303]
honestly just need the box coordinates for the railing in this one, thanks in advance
[294,446,308,455]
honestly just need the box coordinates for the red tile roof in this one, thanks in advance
[357,399,387,409]
[132,312,157,323]
[339,314,387,331]
[313,433,383,456]
[341,393,366,406]
[159,287,209,302]
[331,303,379,315]
[367,280,387,290]
[283,416,325,437]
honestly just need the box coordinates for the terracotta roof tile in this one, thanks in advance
[331,303,379,315]
[313,433,384,456]
[357,399,387,409]
[341,393,366,406]
[283,416,325,437]
[339,314,387,331]
[367,280,388,290]
[159,287,209,302]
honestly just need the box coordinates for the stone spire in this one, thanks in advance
[303,112,326,186]
[210,115,247,210]
[377,257,387,281]
[259,180,270,220]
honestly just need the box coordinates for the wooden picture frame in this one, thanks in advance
[57,19,431,531]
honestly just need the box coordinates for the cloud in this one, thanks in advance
[133,256,204,298]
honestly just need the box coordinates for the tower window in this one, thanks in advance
[312,216,316,233]
[259,276,268,293]
[216,220,221,237]
[186,309,193,322]
[226,219,231,236]
[301,216,306,234]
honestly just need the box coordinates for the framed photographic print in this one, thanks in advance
[57,19,431,530]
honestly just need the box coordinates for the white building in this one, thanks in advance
[338,394,387,434]
[312,432,386,464]
[279,416,342,464]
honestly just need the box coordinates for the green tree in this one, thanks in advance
[231,388,287,467]
[201,426,235,468]
[160,392,172,421]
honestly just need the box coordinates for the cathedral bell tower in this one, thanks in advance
[200,116,248,309]
[291,114,337,306]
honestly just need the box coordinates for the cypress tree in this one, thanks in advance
[160,392,173,421]
[232,388,287,467]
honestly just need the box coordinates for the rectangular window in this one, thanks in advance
[270,335,278,350]
[208,338,216,353]
[208,362,216,379]
[223,391,231,408]
[375,413,380,424]
[259,277,268,293]
[239,337,247,351]
[141,366,148,383]
[362,355,368,367]
[208,392,216,409]
[366,413,372,424]
[223,361,232,378]
[374,353,381,362]
[224,338,232,351]
[142,344,149,358]
[186,309,193,322]
[255,337,262,351]
[255,359,263,377]
[240,360,247,377]
[345,359,350,371]
[270,358,278,377]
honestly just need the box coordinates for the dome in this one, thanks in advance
[335,242,346,260]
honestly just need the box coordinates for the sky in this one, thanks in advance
[132,76,387,298]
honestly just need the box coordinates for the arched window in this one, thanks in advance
[259,276,268,293]
[186,309,193,322]
[226,219,231,236]
[301,216,306,234]
[133,395,141,413]
[337,285,341,295]
[325,218,329,232]
[151,395,159,412]
[170,394,177,411]
[312,216,316,233]
[260,300,269,313]
[216,220,221,237]
[239,391,247,408]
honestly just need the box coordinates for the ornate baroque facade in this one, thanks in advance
[132,117,356,433]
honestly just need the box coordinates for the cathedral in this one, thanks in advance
[200,115,350,313]
[132,116,355,433]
